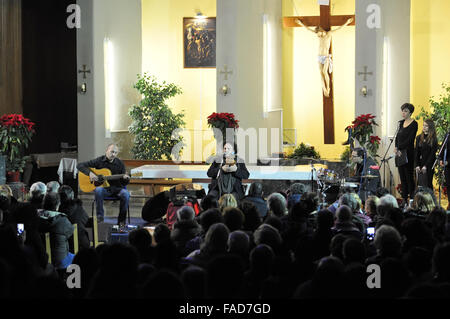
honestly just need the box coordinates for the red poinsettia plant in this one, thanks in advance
[207,112,239,139]
[0,114,36,172]
[345,113,380,160]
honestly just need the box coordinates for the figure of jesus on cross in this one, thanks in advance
[295,17,353,97]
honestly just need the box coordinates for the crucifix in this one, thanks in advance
[219,65,233,80]
[78,64,91,79]
[358,66,373,81]
[283,1,355,144]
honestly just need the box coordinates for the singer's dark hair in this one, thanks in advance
[401,103,415,114]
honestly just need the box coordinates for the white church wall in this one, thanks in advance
[77,0,142,161]
[355,0,410,195]
[217,0,282,164]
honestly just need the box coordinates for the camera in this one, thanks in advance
[366,227,375,241]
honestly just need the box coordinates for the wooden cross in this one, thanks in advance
[358,66,373,81]
[219,65,233,81]
[78,64,91,79]
[283,1,355,144]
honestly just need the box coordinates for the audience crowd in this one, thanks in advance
[0,180,450,299]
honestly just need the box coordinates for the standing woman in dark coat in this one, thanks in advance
[207,142,250,201]
[395,103,418,203]
[415,119,438,190]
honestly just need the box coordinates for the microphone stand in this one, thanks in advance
[381,123,400,192]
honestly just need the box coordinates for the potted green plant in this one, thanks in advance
[0,114,35,182]
[287,142,321,165]
[128,74,186,160]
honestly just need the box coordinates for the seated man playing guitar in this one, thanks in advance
[77,143,130,225]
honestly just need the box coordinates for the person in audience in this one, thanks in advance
[242,182,268,218]
[181,265,206,299]
[431,242,450,284]
[207,254,245,299]
[185,208,223,255]
[281,201,313,251]
[153,224,180,273]
[239,200,262,233]
[228,230,250,267]
[128,228,154,264]
[218,193,238,213]
[293,256,345,298]
[426,206,448,243]
[366,225,403,265]
[207,142,250,201]
[243,244,274,298]
[401,217,436,253]
[87,242,138,298]
[267,193,288,218]
[38,192,74,271]
[29,182,47,210]
[46,181,60,194]
[338,193,367,232]
[199,194,218,212]
[364,195,379,225]
[253,223,283,256]
[331,205,363,241]
[329,233,348,261]
[403,246,433,286]
[71,247,99,299]
[223,207,245,232]
[342,238,366,265]
[415,119,438,190]
[376,194,399,218]
[310,209,335,261]
[141,269,185,299]
[77,143,130,225]
[186,223,230,268]
[0,185,15,224]
[58,185,90,251]
[407,192,436,216]
[287,183,306,210]
[170,206,201,257]
[9,202,49,271]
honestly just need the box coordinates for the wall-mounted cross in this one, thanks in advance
[283,0,355,144]
[358,66,373,81]
[78,64,91,79]
[219,65,233,80]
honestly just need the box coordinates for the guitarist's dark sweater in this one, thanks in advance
[77,155,129,194]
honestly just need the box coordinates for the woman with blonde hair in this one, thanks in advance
[218,193,238,213]
[411,192,435,215]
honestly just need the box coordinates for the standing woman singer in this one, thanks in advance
[415,119,438,190]
[395,103,418,204]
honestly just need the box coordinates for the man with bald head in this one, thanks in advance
[77,144,130,225]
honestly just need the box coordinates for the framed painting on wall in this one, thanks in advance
[183,17,216,68]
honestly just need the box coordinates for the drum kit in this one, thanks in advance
[316,167,379,206]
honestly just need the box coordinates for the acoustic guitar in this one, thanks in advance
[78,168,138,193]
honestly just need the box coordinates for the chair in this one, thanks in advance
[72,224,79,254]
[45,232,52,265]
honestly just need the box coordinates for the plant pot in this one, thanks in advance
[6,171,20,183]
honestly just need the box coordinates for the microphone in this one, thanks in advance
[381,155,395,162]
